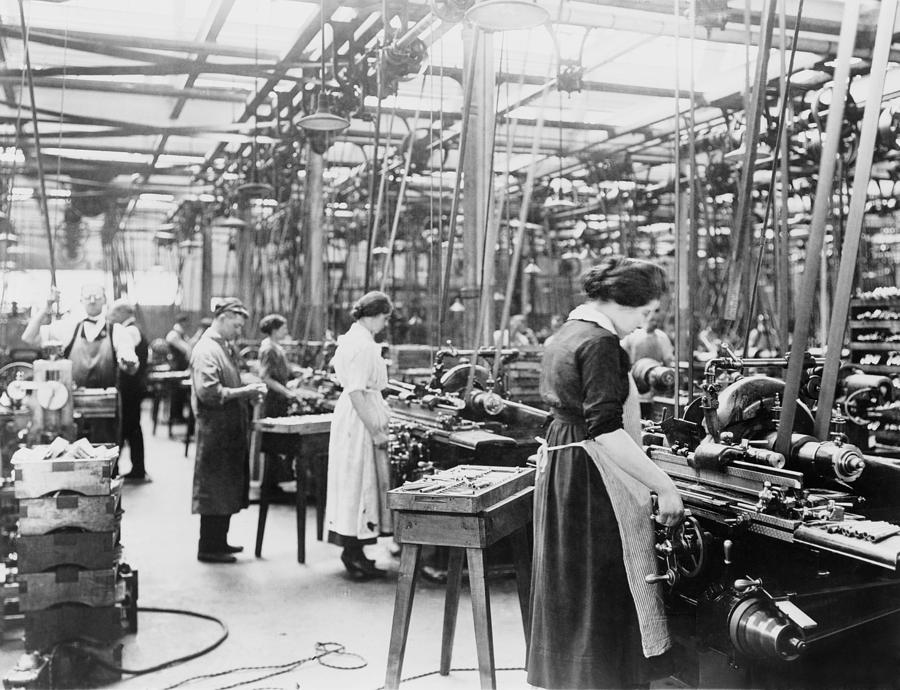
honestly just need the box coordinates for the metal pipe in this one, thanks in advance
[776,0,860,453]
[16,0,56,288]
[438,28,480,331]
[814,0,900,439]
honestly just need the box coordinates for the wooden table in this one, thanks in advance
[251,414,332,563]
[385,478,533,690]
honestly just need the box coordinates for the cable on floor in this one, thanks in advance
[162,641,365,690]
[372,665,527,689]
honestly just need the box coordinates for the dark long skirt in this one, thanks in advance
[527,418,670,689]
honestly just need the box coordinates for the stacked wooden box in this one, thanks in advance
[12,445,130,681]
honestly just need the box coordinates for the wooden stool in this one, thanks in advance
[385,486,533,690]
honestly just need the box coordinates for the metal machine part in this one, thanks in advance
[728,595,806,661]
[631,357,675,396]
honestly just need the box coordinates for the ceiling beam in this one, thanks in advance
[0,75,249,101]
[435,65,706,103]
[0,62,297,79]
[197,1,329,172]
[5,24,283,60]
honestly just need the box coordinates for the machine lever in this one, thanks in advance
[734,577,763,592]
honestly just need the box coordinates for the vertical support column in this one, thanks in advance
[200,220,212,313]
[235,205,253,306]
[461,25,494,348]
[306,143,326,339]
[676,190,691,387]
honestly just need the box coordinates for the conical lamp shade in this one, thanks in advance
[298,104,350,132]
[465,0,550,31]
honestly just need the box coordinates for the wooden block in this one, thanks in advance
[25,604,125,651]
[13,456,116,498]
[18,491,122,535]
[18,567,123,611]
[17,532,120,572]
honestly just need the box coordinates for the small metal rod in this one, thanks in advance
[17,0,56,288]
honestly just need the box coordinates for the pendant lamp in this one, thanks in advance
[298,0,350,133]
[465,0,550,31]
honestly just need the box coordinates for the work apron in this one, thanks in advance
[66,320,117,388]
[536,375,671,658]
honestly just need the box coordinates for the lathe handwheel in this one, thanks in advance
[673,516,707,579]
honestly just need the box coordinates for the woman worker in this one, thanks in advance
[257,313,305,495]
[529,256,685,689]
[324,291,393,579]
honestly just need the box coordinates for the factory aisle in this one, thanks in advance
[0,405,535,690]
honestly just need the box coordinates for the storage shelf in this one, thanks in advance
[849,320,900,328]
[853,364,900,375]
[848,342,900,351]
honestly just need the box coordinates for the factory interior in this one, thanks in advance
[4,0,900,688]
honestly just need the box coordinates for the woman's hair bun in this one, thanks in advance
[582,255,667,307]
[351,291,393,320]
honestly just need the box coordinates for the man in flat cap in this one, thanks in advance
[190,298,266,563]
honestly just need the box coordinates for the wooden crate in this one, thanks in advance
[25,605,124,650]
[18,567,123,611]
[18,492,121,535]
[13,456,117,498]
[387,465,535,514]
[395,487,534,548]
[17,532,120,572]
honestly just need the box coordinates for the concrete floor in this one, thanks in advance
[0,406,536,690]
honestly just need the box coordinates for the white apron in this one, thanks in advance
[325,323,392,540]
[536,305,672,658]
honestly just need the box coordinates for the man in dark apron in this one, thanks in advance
[22,283,139,449]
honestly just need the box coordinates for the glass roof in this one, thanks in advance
[0,0,883,248]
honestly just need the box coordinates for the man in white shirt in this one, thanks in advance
[22,283,138,447]
[620,305,675,416]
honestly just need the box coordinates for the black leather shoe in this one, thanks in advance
[341,552,386,579]
[224,544,244,554]
[198,551,237,564]
[122,473,152,483]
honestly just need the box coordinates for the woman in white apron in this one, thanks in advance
[529,257,685,689]
[325,291,393,579]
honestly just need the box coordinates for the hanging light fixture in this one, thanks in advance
[465,0,550,31]
[298,0,350,132]
[211,216,247,229]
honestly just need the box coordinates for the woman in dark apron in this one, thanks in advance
[529,257,685,689]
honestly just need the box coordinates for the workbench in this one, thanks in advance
[385,465,534,690]
[250,413,331,563]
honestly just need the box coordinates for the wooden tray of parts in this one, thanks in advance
[254,413,332,435]
[13,453,118,498]
[387,464,535,514]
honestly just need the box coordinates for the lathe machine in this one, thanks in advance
[644,351,900,685]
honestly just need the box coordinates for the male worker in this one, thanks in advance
[22,284,138,446]
[190,298,266,563]
[108,299,149,481]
